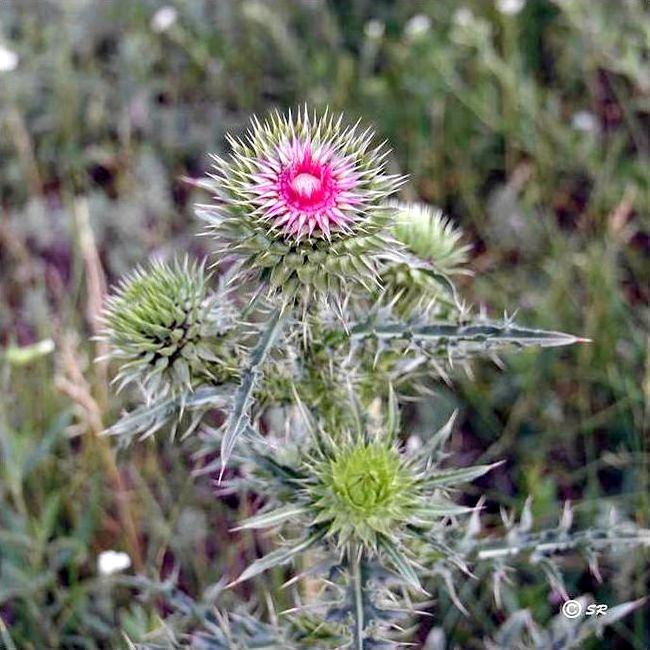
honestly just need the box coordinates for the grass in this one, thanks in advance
[0,0,648,647]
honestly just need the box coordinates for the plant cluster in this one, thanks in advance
[1,2,648,647]
[100,108,647,648]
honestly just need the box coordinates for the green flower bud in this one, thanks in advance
[392,202,470,272]
[310,440,416,547]
[382,202,471,316]
[101,257,237,399]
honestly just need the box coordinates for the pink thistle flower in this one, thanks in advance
[199,107,404,302]
[207,107,401,242]
[249,134,363,240]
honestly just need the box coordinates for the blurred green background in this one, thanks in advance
[0,0,648,648]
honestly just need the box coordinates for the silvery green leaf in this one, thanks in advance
[106,386,230,446]
[231,505,307,531]
[425,462,501,488]
[588,597,646,633]
[349,318,585,357]
[228,529,325,586]
[220,308,286,477]
[377,535,423,593]
[414,499,473,521]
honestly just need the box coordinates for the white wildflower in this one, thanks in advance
[0,46,19,72]
[453,7,474,28]
[571,111,598,133]
[404,14,432,39]
[151,6,178,33]
[97,550,132,576]
[365,19,385,40]
[496,0,526,15]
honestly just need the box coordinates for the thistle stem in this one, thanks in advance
[351,552,368,650]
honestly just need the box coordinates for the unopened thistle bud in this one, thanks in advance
[393,202,470,273]
[384,202,470,315]
[101,257,236,399]
[233,411,495,590]
[199,107,404,305]
[309,439,416,548]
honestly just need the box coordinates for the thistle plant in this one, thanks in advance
[102,108,646,648]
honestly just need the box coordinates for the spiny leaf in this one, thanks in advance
[589,597,646,632]
[413,498,474,521]
[227,529,325,587]
[231,505,307,531]
[350,319,585,355]
[376,535,424,593]
[105,385,231,446]
[220,307,286,478]
[413,410,458,464]
[425,461,502,488]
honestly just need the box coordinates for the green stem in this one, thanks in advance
[351,552,368,650]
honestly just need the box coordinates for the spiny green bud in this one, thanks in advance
[310,440,415,547]
[381,202,470,316]
[232,407,496,591]
[101,257,236,399]
[392,202,470,272]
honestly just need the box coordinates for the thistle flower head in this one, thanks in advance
[241,125,368,241]
[233,403,495,590]
[200,107,403,303]
[101,257,236,399]
[309,439,416,547]
[392,202,470,273]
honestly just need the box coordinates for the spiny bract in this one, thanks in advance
[199,107,404,305]
[101,257,236,399]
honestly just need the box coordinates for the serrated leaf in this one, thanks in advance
[220,308,286,478]
[231,505,307,531]
[228,530,325,586]
[377,535,423,593]
[350,319,584,358]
